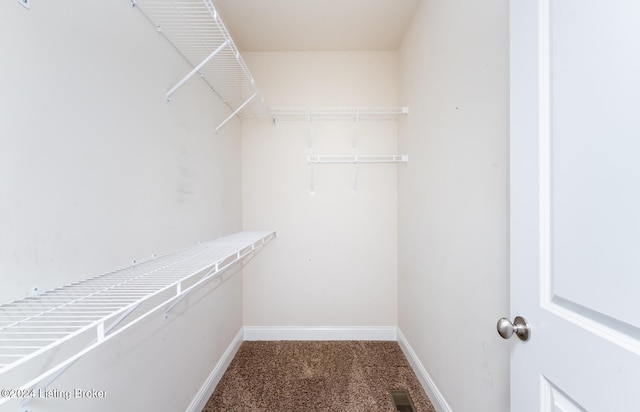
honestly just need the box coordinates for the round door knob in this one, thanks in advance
[496,316,531,341]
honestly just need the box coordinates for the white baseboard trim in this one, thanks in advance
[397,329,452,412]
[243,326,397,341]
[186,328,244,412]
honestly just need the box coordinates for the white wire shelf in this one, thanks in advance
[308,155,409,164]
[270,107,409,122]
[132,0,269,130]
[307,155,408,192]
[0,230,275,405]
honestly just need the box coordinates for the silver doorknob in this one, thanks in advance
[497,316,531,341]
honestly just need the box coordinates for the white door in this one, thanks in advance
[508,0,640,410]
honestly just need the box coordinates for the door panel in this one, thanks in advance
[549,0,640,328]
[541,377,587,412]
[510,0,640,410]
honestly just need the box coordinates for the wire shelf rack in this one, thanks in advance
[308,155,409,164]
[270,107,409,122]
[307,155,408,192]
[0,230,275,403]
[132,0,269,130]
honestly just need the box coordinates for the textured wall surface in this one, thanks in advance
[242,51,399,328]
[0,1,243,410]
[397,0,510,410]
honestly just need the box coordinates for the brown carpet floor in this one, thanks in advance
[203,341,436,412]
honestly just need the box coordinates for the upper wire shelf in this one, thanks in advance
[270,107,409,122]
[0,230,275,407]
[132,0,269,131]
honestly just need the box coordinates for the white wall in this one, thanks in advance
[397,0,510,411]
[241,52,399,329]
[0,1,242,410]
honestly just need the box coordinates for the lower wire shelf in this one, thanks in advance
[308,154,408,164]
[0,230,275,405]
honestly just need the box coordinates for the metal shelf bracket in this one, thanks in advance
[215,92,259,133]
[166,40,229,102]
[352,112,361,152]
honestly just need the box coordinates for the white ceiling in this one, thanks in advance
[212,0,421,52]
